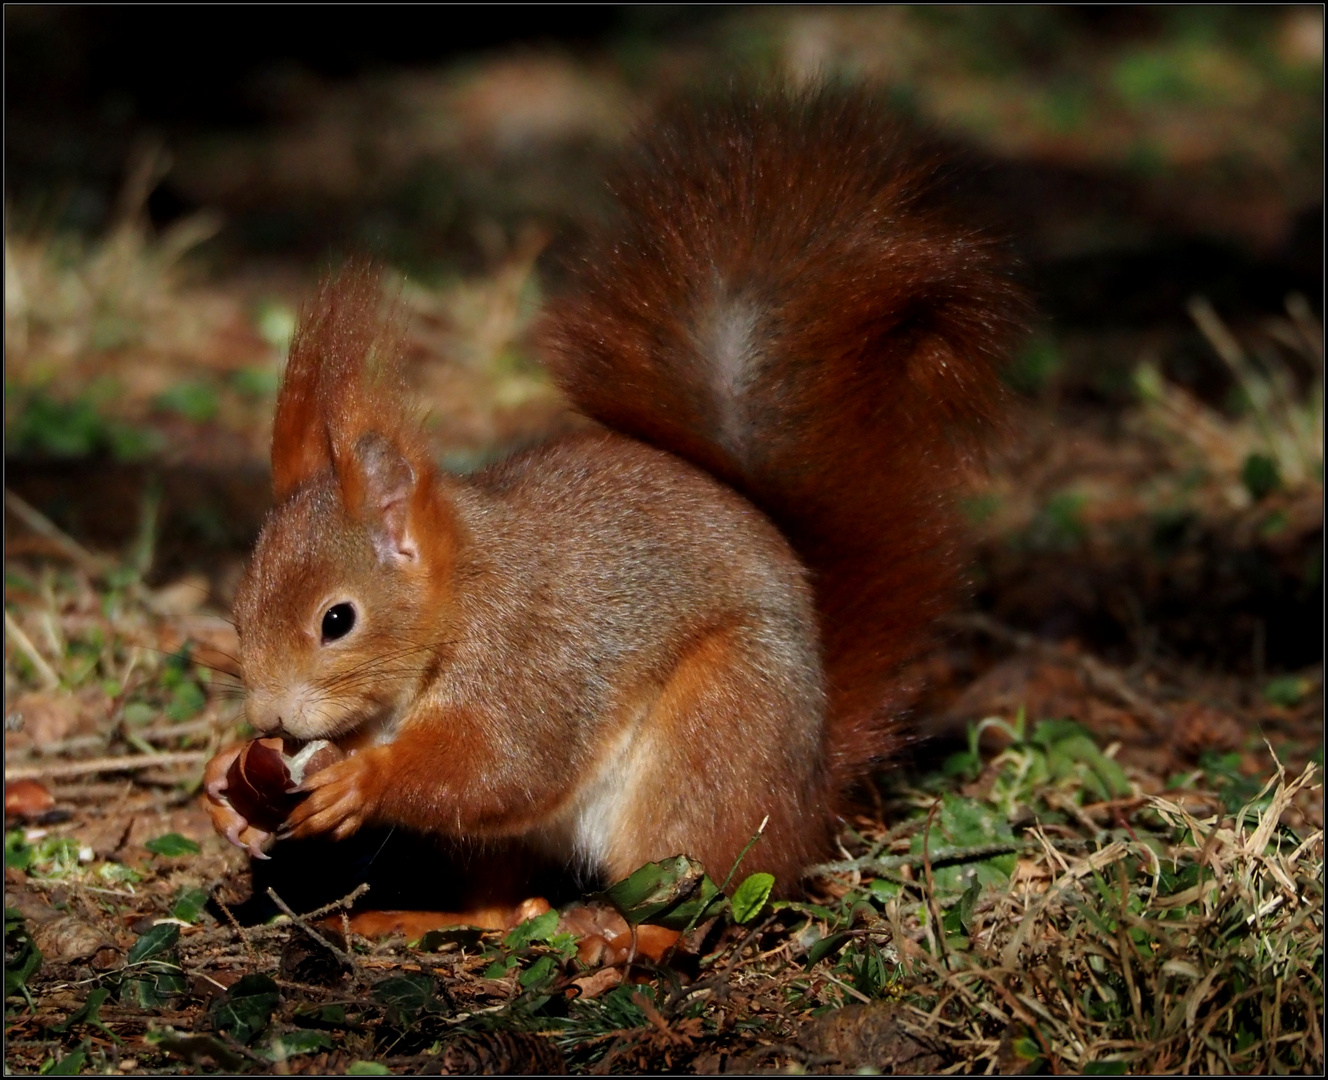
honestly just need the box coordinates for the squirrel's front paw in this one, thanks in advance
[203,744,274,859]
[283,750,381,842]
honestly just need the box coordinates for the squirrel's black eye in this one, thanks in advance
[321,603,356,643]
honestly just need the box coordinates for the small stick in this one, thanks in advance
[266,887,360,974]
[213,896,259,965]
[300,882,371,922]
[920,798,950,970]
[4,489,110,579]
[4,750,209,782]
[3,609,60,690]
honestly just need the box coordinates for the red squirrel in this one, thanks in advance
[203,84,1026,896]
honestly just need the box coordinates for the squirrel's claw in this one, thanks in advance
[223,819,272,860]
[210,796,273,859]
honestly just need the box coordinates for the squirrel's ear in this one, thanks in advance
[350,432,420,563]
[271,266,389,501]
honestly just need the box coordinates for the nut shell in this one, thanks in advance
[224,738,292,833]
[224,738,344,833]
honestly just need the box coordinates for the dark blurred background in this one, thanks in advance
[7,7,1322,309]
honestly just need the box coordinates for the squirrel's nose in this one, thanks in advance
[245,694,284,735]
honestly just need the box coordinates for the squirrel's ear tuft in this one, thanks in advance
[352,431,420,563]
[270,264,424,503]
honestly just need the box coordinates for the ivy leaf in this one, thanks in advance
[371,973,438,1023]
[126,923,180,966]
[209,974,280,1045]
[266,1029,334,1060]
[171,887,209,924]
[292,1002,347,1027]
[145,833,201,858]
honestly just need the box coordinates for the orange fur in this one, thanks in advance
[611,623,830,886]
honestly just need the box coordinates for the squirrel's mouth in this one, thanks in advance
[319,703,400,751]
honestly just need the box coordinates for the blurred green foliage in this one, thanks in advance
[5,380,160,460]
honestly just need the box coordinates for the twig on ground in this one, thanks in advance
[4,750,209,782]
[4,609,61,691]
[266,887,361,975]
[300,882,371,921]
[5,489,111,580]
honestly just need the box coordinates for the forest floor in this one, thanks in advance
[4,8,1323,1074]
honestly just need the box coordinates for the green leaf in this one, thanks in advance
[119,971,187,1009]
[599,855,703,923]
[906,794,1018,894]
[210,974,280,1044]
[1034,721,1131,800]
[293,1002,347,1027]
[145,833,201,858]
[145,1027,245,1071]
[5,906,43,1000]
[867,879,900,902]
[942,748,982,780]
[1083,1061,1129,1075]
[126,923,179,965]
[6,830,34,871]
[806,931,853,967]
[731,872,775,924]
[956,876,980,936]
[943,876,981,941]
[503,908,559,950]
[267,1029,334,1060]
[154,381,219,423]
[98,862,141,886]
[519,954,559,991]
[41,1040,88,1075]
[371,973,438,1022]
[770,899,836,920]
[49,988,119,1042]
[171,887,210,923]
[1264,675,1311,708]
[483,956,519,980]
[598,855,729,930]
[347,1063,392,1076]
[418,926,484,951]
[1241,452,1280,501]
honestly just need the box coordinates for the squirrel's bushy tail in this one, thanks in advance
[538,84,1028,807]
